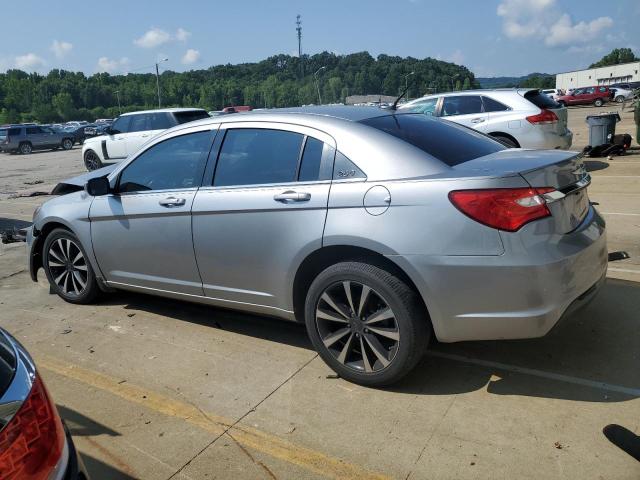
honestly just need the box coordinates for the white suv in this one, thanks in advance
[82,108,209,170]
[400,89,572,149]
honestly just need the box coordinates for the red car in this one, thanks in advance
[556,86,611,107]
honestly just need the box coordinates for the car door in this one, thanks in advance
[26,126,45,147]
[124,113,154,156]
[191,123,334,313]
[439,95,488,131]
[90,127,216,295]
[583,87,596,104]
[103,115,130,160]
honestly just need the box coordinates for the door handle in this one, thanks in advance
[141,134,150,138]
[159,197,186,207]
[273,190,311,202]
[471,117,485,124]
[116,137,124,140]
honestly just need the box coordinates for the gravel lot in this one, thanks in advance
[0,105,639,479]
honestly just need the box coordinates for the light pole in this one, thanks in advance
[314,66,326,105]
[155,58,168,108]
[114,90,122,114]
[404,71,415,101]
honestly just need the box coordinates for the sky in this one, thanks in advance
[1,0,639,78]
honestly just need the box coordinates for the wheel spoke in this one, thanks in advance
[49,248,65,263]
[336,333,354,364]
[74,264,88,271]
[367,326,399,341]
[364,307,394,325]
[47,260,65,268]
[72,251,83,264]
[356,285,371,317]
[317,309,349,323]
[364,334,391,368]
[343,281,355,314]
[54,270,67,287]
[322,327,351,348]
[62,272,71,293]
[73,271,86,290]
[359,336,373,373]
[70,273,81,295]
[64,239,72,260]
[320,292,350,319]
[54,239,67,261]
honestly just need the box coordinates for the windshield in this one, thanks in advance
[360,114,505,167]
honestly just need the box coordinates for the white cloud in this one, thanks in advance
[175,28,191,42]
[134,27,192,48]
[50,40,73,59]
[96,56,131,74]
[134,28,172,48]
[181,49,200,65]
[14,53,45,70]
[497,0,613,47]
[448,49,465,65]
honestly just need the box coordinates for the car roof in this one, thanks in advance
[120,107,206,117]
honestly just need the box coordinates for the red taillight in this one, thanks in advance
[449,187,555,232]
[0,375,65,480]
[526,109,558,125]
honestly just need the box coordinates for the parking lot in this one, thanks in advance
[0,104,639,479]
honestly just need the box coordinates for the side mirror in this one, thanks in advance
[86,177,110,196]
[104,126,114,135]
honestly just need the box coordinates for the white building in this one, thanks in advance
[555,61,640,91]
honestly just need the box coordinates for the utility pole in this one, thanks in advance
[155,58,168,108]
[404,71,415,102]
[296,15,303,77]
[115,90,122,114]
[314,66,326,105]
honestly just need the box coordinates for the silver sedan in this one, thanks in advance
[27,107,607,386]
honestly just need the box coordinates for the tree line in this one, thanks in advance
[0,51,478,124]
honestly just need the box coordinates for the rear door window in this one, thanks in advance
[174,110,210,125]
[360,114,505,167]
[297,137,324,182]
[148,112,173,130]
[214,128,304,187]
[482,96,510,112]
[524,90,560,109]
[441,96,482,117]
[129,114,150,133]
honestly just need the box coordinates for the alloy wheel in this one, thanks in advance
[63,139,73,150]
[84,151,101,171]
[47,238,88,296]
[315,281,399,373]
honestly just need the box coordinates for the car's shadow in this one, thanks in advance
[99,278,640,403]
[584,159,610,172]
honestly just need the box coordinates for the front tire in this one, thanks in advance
[43,228,99,304]
[84,150,103,171]
[304,262,429,387]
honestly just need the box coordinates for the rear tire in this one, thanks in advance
[42,228,99,304]
[84,150,103,171]
[594,98,604,107]
[62,138,73,150]
[615,95,625,103]
[304,261,429,387]
[491,134,519,148]
[19,142,32,154]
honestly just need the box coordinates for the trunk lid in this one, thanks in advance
[455,149,590,233]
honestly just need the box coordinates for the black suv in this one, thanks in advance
[0,125,75,154]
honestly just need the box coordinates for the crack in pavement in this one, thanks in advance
[165,354,318,480]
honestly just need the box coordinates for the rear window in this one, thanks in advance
[174,110,210,125]
[525,90,560,109]
[360,114,505,167]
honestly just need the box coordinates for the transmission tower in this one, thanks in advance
[296,14,303,76]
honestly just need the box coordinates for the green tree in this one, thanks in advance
[589,48,639,68]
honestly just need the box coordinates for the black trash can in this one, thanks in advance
[586,112,621,147]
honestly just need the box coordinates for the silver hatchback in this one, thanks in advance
[27,107,607,386]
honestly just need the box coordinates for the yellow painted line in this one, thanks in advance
[38,355,390,480]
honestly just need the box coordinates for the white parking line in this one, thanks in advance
[427,351,640,397]
[608,267,640,274]
[601,212,640,216]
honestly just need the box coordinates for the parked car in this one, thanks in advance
[81,108,210,171]
[222,105,253,113]
[609,81,640,91]
[400,89,572,149]
[28,107,606,386]
[55,125,90,145]
[541,88,564,100]
[0,125,75,154]
[556,86,611,107]
[0,327,89,479]
[609,87,634,103]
